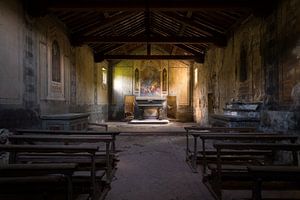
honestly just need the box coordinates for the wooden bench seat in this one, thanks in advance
[8,134,115,180]
[0,163,77,177]
[0,163,78,200]
[13,129,120,153]
[88,122,108,131]
[192,149,273,160]
[248,166,300,200]
[208,164,248,171]
[7,133,116,200]
[206,143,300,200]
[0,144,100,200]
[184,126,258,132]
[0,175,71,200]
[197,150,273,155]
[197,154,266,165]
[186,132,297,173]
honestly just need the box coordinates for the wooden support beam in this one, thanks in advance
[94,54,204,62]
[45,0,268,11]
[147,44,151,55]
[73,36,226,46]
[72,11,139,36]
[171,11,193,54]
[145,2,151,56]
[96,44,125,55]
[175,44,203,55]
[155,11,228,46]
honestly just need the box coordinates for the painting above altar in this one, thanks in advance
[140,65,161,96]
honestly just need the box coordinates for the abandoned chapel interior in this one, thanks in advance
[0,0,300,200]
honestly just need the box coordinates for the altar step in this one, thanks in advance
[129,119,169,124]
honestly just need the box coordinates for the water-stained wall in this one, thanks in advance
[196,0,300,131]
[193,63,209,125]
[0,0,108,128]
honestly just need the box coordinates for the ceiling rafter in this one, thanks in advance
[157,11,225,38]
[72,11,140,36]
[73,36,226,45]
[24,0,276,60]
[95,44,125,55]
[94,54,204,62]
[44,0,266,12]
[171,11,193,55]
[151,27,206,55]
[145,2,151,55]
[67,13,104,31]
[175,44,204,55]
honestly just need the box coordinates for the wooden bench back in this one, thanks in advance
[13,129,120,152]
[185,126,257,132]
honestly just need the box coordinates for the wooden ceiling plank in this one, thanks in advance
[96,44,126,55]
[66,12,106,31]
[72,11,140,36]
[46,0,263,11]
[94,54,204,62]
[171,11,193,54]
[73,35,223,45]
[113,15,144,35]
[175,44,203,55]
[157,11,225,38]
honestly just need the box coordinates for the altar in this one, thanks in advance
[135,97,166,120]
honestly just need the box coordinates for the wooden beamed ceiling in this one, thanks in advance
[25,0,275,62]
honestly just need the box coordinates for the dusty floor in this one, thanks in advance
[105,135,214,200]
[103,122,214,200]
[102,122,300,200]
[104,121,197,134]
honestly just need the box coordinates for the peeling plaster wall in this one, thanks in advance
[0,0,108,128]
[193,63,208,125]
[70,46,108,122]
[0,0,39,128]
[37,16,71,116]
[198,0,300,131]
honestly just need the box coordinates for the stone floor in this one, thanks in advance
[105,121,197,134]
[105,135,214,200]
[100,122,300,200]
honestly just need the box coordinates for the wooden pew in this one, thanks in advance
[88,122,108,131]
[184,126,258,169]
[185,130,296,172]
[184,126,258,132]
[8,134,115,182]
[13,129,120,153]
[197,133,298,173]
[247,166,300,200]
[0,163,77,200]
[209,143,300,200]
[0,144,100,200]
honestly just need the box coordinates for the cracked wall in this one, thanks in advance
[196,0,300,131]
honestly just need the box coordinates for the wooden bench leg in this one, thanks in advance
[185,132,189,161]
[66,176,73,200]
[192,136,198,172]
[91,154,96,200]
[252,178,262,200]
[112,135,116,154]
[106,142,112,183]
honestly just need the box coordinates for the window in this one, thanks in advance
[162,68,167,91]
[194,68,198,86]
[102,67,107,85]
[51,40,61,82]
[134,68,139,90]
